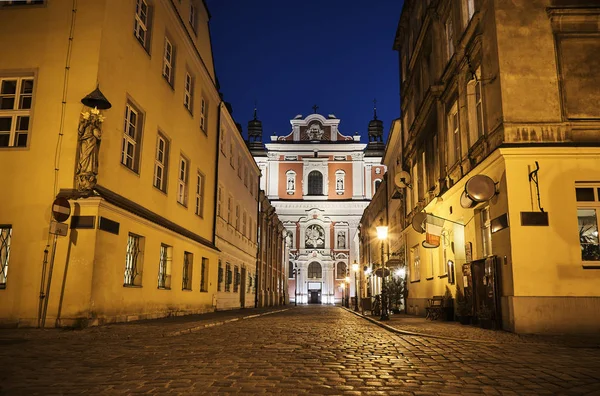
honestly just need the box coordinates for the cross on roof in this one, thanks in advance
[312,104,319,114]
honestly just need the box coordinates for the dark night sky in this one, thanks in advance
[205,0,404,143]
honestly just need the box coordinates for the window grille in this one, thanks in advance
[217,260,223,291]
[157,244,172,289]
[182,252,193,290]
[0,226,12,289]
[124,233,143,286]
[234,266,240,292]
[200,257,208,292]
[225,263,232,292]
[0,77,34,147]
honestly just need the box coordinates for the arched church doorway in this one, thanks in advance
[307,261,322,304]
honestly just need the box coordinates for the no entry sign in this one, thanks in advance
[52,197,71,222]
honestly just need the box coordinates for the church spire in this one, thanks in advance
[365,99,385,157]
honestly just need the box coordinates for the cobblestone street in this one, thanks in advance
[2,305,600,395]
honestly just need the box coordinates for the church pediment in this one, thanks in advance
[275,113,357,143]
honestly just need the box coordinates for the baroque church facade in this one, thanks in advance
[249,111,385,304]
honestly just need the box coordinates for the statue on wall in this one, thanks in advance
[337,231,346,249]
[305,224,325,248]
[76,107,104,193]
[287,178,294,191]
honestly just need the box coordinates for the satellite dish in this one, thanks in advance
[412,212,427,234]
[460,191,476,209]
[465,175,496,202]
[422,241,439,249]
[394,171,412,188]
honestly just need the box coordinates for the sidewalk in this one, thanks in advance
[347,308,600,347]
[0,306,289,342]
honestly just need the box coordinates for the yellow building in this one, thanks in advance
[0,0,221,327]
[214,105,260,310]
[386,0,600,333]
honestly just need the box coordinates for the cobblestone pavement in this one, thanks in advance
[2,305,600,395]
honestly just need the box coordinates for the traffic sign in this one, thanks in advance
[52,197,71,222]
[49,221,68,236]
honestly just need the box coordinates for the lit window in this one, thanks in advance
[122,103,143,172]
[153,133,169,192]
[162,37,175,85]
[157,243,172,289]
[184,73,193,112]
[576,185,600,262]
[177,156,189,206]
[182,252,193,290]
[195,171,204,217]
[133,0,150,49]
[124,233,144,286]
[0,226,12,289]
[0,77,34,147]
[411,244,420,282]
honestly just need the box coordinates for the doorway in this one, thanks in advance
[310,291,320,304]
[240,267,246,308]
[307,281,322,304]
[471,256,502,329]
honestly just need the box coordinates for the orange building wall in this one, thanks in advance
[328,162,353,199]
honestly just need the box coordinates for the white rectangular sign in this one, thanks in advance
[50,221,68,237]
[307,282,321,290]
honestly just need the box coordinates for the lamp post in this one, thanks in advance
[352,261,359,311]
[293,264,300,306]
[339,281,345,307]
[376,219,389,321]
[344,276,350,307]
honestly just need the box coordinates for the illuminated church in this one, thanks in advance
[249,109,385,304]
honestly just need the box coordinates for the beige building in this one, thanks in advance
[0,0,222,327]
[214,105,260,310]
[386,0,600,333]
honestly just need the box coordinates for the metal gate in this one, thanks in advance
[470,256,502,329]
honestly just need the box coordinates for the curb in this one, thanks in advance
[164,308,289,337]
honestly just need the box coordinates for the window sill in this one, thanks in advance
[157,287,171,290]
[162,75,175,90]
[201,127,208,137]
[120,163,140,176]
[133,36,151,57]
[438,274,448,279]
[123,284,142,288]
[410,279,420,283]
[200,290,208,293]
[153,185,168,196]
[185,106,193,117]
[426,277,433,281]
[582,264,600,269]
[176,201,188,209]
[182,288,193,292]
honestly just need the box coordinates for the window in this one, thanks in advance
[234,266,240,292]
[428,250,436,279]
[467,66,484,146]
[229,143,234,167]
[189,2,197,32]
[162,37,175,85]
[200,98,207,132]
[244,165,248,187]
[242,211,247,237]
[200,257,208,292]
[184,72,193,112]
[225,262,232,292]
[447,100,460,166]
[308,262,322,279]
[0,77,34,147]
[480,207,492,257]
[217,186,222,217]
[121,102,143,172]
[182,252,193,290]
[0,226,12,289]
[336,262,346,279]
[289,261,294,279]
[217,260,223,291]
[445,16,454,61]
[411,162,419,208]
[157,244,172,289]
[133,0,150,49]
[195,171,204,217]
[374,179,382,192]
[237,156,242,178]
[153,133,169,192]
[235,204,240,230]
[227,196,232,224]
[307,171,323,195]
[220,129,225,154]
[286,171,296,195]
[177,156,189,206]
[335,170,345,195]
[124,233,144,286]
[576,185,600,262]
[411,244,420,281]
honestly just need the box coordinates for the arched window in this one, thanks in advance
[336,262,346,279]
[307,262,322,278]
[308,171,323,195]
[374,179,382,192]
[289,261,294,279]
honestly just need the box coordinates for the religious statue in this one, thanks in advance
[287,178,294,191]
[338,231,346,249]
[76,107,104,193]
[337,178,343,190]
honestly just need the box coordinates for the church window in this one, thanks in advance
[286,170,296,195]
[374,179,382,192]
[308,171,323,195]
[289,261,294,279]
[336,262,347,279]
[335,170,345,195]
[307,262,322,279]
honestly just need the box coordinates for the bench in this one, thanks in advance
[425,295,444,321]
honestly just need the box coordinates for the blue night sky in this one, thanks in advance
[205,0,404,143]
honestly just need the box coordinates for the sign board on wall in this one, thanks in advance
[307,282,321,290]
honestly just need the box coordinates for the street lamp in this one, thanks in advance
[352,261,359,312]
[376,219,389,321]
[293,264,300,306]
